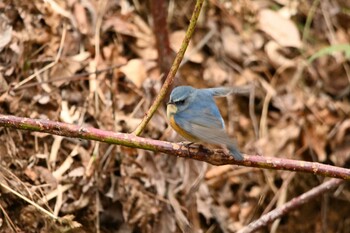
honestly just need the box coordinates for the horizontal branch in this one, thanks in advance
[0,114,349,180]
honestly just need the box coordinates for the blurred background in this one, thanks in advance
[0,0,349,232]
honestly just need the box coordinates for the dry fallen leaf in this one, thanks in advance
[258,9,301,48]
[205,165,232,179]
[203,58,228,85]
[256,123,301,158]
[170,30,204,63]
[49,58,85,87]
[73,2,92,35]
[0,14,12,52]
[2,1,350,232]
[221,26,243,60]
[265,41,296,67]
[120,59,147,88]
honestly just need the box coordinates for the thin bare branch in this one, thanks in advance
[1,114,349,180]
[133,0,205,136]
[237,178,344,233]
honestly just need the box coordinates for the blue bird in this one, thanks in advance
[167,86,243,160]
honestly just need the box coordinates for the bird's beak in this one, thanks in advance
[166,102,177,117]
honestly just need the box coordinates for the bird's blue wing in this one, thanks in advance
[175,112,242,160]
[175,104,231,145]
[172,89,243,160]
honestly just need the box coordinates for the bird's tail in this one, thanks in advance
[227,145,244,161]
[206,86,251,97]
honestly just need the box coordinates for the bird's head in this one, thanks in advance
[167,86,195,116]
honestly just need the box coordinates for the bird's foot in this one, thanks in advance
[178,141,199,155]
[179,141,195,148]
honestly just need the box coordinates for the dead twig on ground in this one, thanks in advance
[237,178,344,233]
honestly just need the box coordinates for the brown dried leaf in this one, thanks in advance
[0,14,12,52]
[32,166,58,188]
[272,93,304,112]
[49,58,84,87]
[120,59,147,88]
[305,124,328,161]
[205,165,232,179]
[132,44,158,60]
[67,167,85,177]
[196,184,214,222]
[258,9,301,48]
[154,208,177,233]
[221,26,242,60]
[0,72,9,91]
[33,94,51,105]
[104,16,141,37]
[335,119,350,144]
[257,123,301,158]
[265,41,295,68]
[203,58,228,85]
[73,2,91,35]
[170,30,204,63]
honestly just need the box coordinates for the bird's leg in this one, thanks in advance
[179,141,195,147]
[178,141,198,155]
[179,142,210,156]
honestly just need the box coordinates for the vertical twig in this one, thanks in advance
[133,0,205,136]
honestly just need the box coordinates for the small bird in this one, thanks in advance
[167,86,243,160]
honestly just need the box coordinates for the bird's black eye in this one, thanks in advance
[175,99,185,105]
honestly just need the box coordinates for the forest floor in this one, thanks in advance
[0,0,349,232]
